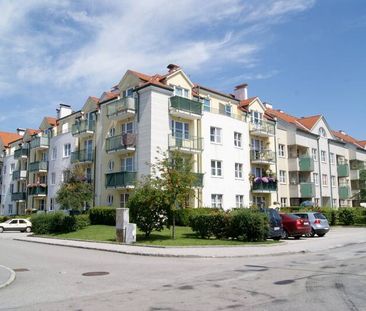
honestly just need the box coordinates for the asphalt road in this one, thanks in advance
[0,232,365,311]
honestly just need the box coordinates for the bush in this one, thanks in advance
[338,208,356,225]
[316,208,338,226]
[31,212,80,234]
[75,214,90,230]
[354,208,366,224]
[0,216,10,223]
[89,207,116,226]
[189,212,227,239]
[174,207,221,226]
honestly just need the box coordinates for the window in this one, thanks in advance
[39,199,45,211]
[278,144,285,157]
[313,173,319,185]
[122,122,134,134]
[121,157,134,172]
[321,150,327,163]
[107,194,114,206]
[172,120,189,139]
[225,104,232,116]
[235,163,243,179]
[322,174,328,186]
[253,196,266,208]
[234,132,242,148]
[123,88,134,98]
[10,164,15,174]
[211,194,223,208]
[312,148,318,161]
[331,176,336,187]
[314,198,320,207]
[51,173,56,185]
[109,127,115,137]
[319,127,327,137]
[250,111,263,124]
[330,153,335,165]
[211,160,222,177]
[10,184,14,194]
[210,127,222,143]
[62,123,68,134]
[200,98,211,112]
[280,198,287,208]
[108,160,114,172]
[279,170,287,184]
[236,195,244,208]
[251,139,263,151]
[120,193,130,208]
[63,143,71,157]
[52,147,57,160]
[50,198,54,211]
[62,170,71,183]
[174,86,189,98]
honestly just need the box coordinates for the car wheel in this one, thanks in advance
[273,236,281,241]
[317,233,325,237]
[25,227,31,233]
[294,235,301,240]
[282,230,289,240]
[0,227,3,233]
[310,228,316,237]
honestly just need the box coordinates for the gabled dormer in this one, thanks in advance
[297,115,335,139]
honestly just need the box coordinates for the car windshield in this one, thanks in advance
[294,213,308,219]
[314,213,326,220]
[268,209,281,221]
[287,214,300,220]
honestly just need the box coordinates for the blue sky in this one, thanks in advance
[0,0,365,139]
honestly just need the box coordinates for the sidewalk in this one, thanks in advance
[0,265,16,289]
[15,227,366,258]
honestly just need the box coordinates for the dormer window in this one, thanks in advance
[319,127,327,137]
[250,111,263,125]
[123,88,134,98]
[173,86,189,98]
[225,104,232,116]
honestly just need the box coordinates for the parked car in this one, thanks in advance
[293,212,330,237]
[260,208,283,240]
[280,213,311,239]
[0,218,32,233]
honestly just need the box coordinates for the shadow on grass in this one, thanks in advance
[136,233,173,243]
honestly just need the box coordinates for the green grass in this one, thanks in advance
[44,225,276,246]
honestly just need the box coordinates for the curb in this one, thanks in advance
[0,265,16,290]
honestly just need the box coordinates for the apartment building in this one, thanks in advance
[1,64,365,215]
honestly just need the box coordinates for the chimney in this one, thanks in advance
[167,64,180,73]
[16,128,26,136]
[264,102,273,109]
[57,104,72,119]
[340,130,347,135]
[234,83,248,100]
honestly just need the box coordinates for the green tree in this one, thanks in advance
[56,166,93,211]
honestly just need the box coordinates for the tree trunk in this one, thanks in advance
[172,211,176,240]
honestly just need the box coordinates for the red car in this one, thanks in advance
[280,213,311,239]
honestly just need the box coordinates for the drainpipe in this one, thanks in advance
[327,140,334,208]
[317,137,323,206]
[274,122,279,205]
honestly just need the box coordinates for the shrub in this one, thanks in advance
[316,208,338,226]
[0,216,10,223]
[31,212,80,234]
[338,208,356,225]
[354,208,366,224]
[174,207,221,226]
[89,207,116,226]
[31,213,53,234]
[189,212,227,239]
[75,214,90,230]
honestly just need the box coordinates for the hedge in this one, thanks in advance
[89,207,116,226]
[173,207,221,226]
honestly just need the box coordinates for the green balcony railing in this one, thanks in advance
[249,121,275,136]
[11,192,26,201]
[250,150,276,163]
[29,161,48,172]
[170,96,202,116]
[107,97,136,118]
[339,185,350,200]
[30,136,49,149]
[299,155,314,172]
[71,150,94,163]
[337,163,349,177]
[359,169,366,181]
[192,173,204,187]
[300,182,315,198]
[168,134,203,152]
[12,170,27,181]
[106,133,136,152]
[14,148,28,159]
[28,186,47,196]
[72,120,95,136]
[252,181,277,192]
[105,171,137,188]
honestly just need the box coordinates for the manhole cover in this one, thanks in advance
[13,268,29,272]
[82,271,109,277]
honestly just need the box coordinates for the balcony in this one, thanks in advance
[300,182,315,198]
[12,192,26,201]
[107,97,136,121]
[28,186,47,197]
[168,134,203,154]
[192,173,204,188]
[14,147,28,159]
[351,179,366,190]
[339,185,350,200]
[359,169,366,181]
[72,120,95,137]
[250,150,275,165]
[105,171,136,188]
[249,121,275,138]
[12,170,27,181]
[30,136,49,150]
[337,163,349,177]
[169,96,202,120]
[71,150,94,164]
[106,133,136,154]
[252,178,277,193]
[299,155,314,172]
[29,161,48,172]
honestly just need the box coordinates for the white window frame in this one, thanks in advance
[278,144,285,157]
[210,127,222,144]
[322,174,328,187]
[235,195,244,208]
[280,197,287,208]
[211,160,222,177]
[279,170,287,184]
[121,157,134,172]
[107,194,114,206]
[225,104,232,116]
[121,122,134,134]
[63,143,71,158]
[235,163,243,179]
[51,172,56,185]
[119,193,130,208]
[173,86,189,98]
[211,194,223,208]
[321,150,327,163]
[200,98,211,112]
[313,173,319,185]
[312,148,318,161]
[330,153,335,165]
[234,132,242,148]
[331,175,336,187]
[52,147,57,160]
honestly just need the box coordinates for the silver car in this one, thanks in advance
[292,212,330,237]
[0,218,32,233]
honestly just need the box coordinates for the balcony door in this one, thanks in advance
[171,120,189,147]
[84,140,93,160]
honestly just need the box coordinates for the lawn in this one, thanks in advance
[45,225,276,246]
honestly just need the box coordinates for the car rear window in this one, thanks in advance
[283,214,299,220]
[269,209,281,221]
[294,213,308,219]
[19,220,26,224]
[314,213,326,220]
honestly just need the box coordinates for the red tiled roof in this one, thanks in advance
[332,130,364,148]
[89,96,99,103]
[266,108,310,131]
[296,115,322,130]
[239,97,257,109]
[45,117,57,127]
[193,83,236,100]
[0,132,22,147]
[358,140,366,148]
